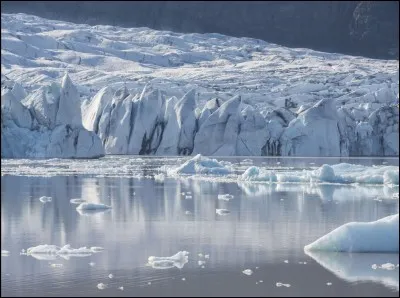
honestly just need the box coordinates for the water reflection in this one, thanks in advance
[1,172,399,296]
[305,250,399,291]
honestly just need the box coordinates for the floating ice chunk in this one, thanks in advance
[216,209,230,216]
[118,286,124,291]
[58,244,93,255]
[326,282,332,286]
[50,263,63,268]
[90,246,104,252]
[167,154,232,175]
[284,260,289,263]
[186,191,192,194]
[276,282,291,287]
[39,196,52,203]
[181,278,186,281]
[259,280,263,283]
[182,192,186,195]
[147,251,189,270]
[97,283,107,290]
[76,203,111,210]
[204,254,210,259]
[201,265,205,268]
[372,264,378,270]
[89,262,96,267]
[218,194,234,201]
[242,269,253,276]
[198,260,206,266]
[198,253,203,257]
[154,173,165,182]
[380,263,396,270]
[108,274,114,279]
[185,195,193,199]
[147,282,151,285]
[304,214,399,252]
[1,250,10,256]
[241,166,277,182]
[27,244,59,255]
[70,198,86,204]
[77,208,111,216]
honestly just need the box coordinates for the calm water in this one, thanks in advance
[1,156,399,297]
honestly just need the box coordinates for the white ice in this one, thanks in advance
[242,269,253,276]
[166,154,232,175]
[216,209,230,216]
[39,196,52,203]
[304,214,399,253]
[147,251,189,270]
[218,194,234,201]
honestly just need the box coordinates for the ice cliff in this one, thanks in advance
[1,74,104,158]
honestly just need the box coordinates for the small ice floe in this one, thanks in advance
[39,196,52,203]
[50,263,63,268]
[108,274,114,279]
[255,267,259,269]
[276,282,291,287]
[198,260,206,266]
[218,194,234,201]
[276,162,281,165]
[284,260,289,263]
[1,250,10,256]
[378,263,396,270]
[76,203,111,210]
[181,277,186,281]
[185,195,193,199]
[90,246,104,252]
[298,261,307,264]
[382,161,388,165]
[147,282,152,285]
[185,211,192,215]
[204,254,210,259]
[198,253,203,257]
[69,198,86,204]
[242,269,253,276]
[216,209,230,216]
[89,262,96,267]
[97,283,107,290]
[147,251,189,270]
[186,191,192,195]
[259,280,263,283]
[118,286,124,291]
[326,282,332,286]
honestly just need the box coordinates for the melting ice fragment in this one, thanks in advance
[166,154,232,175]
[147,251,189,270]
[218,194,234,201]
[39,196,52,203]
[216,209,230,215]
[1,250,10,256]
[242,269,253,276]
[97,283,107,290]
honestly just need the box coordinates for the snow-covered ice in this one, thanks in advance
[304,214,399,253]
[147,251,189,270]
[1,13,397,158]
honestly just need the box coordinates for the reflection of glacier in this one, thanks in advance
[305,251,399,291]
[1,174,399,275]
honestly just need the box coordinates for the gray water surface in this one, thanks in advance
[1,157,399,296]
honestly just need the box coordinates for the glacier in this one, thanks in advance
[1,13,399,158]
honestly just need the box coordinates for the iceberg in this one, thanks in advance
[304,214,399,253]
[76,202,111,210]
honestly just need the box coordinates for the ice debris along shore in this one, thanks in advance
[2,13,398,158]
[147,251,189,269]
[240,163,399,185]
[304,214,399,253]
